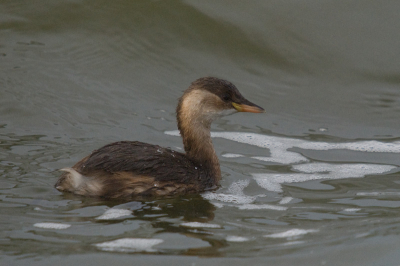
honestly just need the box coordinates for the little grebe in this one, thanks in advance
[55,77,264,198]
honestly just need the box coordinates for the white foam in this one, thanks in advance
[251,153,308,164]
[212,202,224,208]
[264,229,318,239]
[355,232,370,238]
[203,192,256,204]
[96,209,132,220]
[228,179,250,194]
[343,208,361,212]
[237,204,287,211]
[94,238,163,252]
[202,179,256,204]
[165,130,180,136]
[34,223,71,229]
[298,140,400,153]
[222,153,244,158]
[210,132,400,164]
[169,131,400,165]
[226,236,249,242]
[180,222,221,228]
[165,131,400,165]
[166,130,399,198]
[254,163,396,192]
[279,197,294,204]
[356,192,400,196]
[282,241,305,246]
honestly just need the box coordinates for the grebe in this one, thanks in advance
[55,77,264,198]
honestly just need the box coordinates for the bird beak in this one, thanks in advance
[232,102,265,113]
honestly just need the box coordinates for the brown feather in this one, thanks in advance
[55,77,263,199]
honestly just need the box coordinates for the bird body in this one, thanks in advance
[55,77,264,199]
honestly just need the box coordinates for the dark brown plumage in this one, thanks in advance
[55,77,264,199]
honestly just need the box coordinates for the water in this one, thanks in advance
[1,1,400,265]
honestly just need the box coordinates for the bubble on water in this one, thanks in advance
[282,241,305,246]
[203,192,256,204]
[180,222,221,228]
[203,179,256,205]
[94,238,163,252]
[212,132,400,165]
[264,229,318,239]
[211,202,224,208]
[212,132,308,165]
[164,130,180,136]
[252,176,284,193]
[228,179,250,194]
[254,163,396,192]
[356,192,400,197]
[34,223,71,229]
[343,208,361,212]
[166,130,400,165]
[279,197,294,204]
[222,153,244,158]
[355,232,370,238]
[298,140,400,153]
[252,152,308,164]
[237,204,287,211]
[96,209,132,220]
[165,130,399,201]
[226,236,250,242]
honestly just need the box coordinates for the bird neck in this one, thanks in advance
[177,101,221,186]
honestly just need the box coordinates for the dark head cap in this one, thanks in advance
[189,77,265,113]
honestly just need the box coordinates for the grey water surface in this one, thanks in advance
[1,1,400,265]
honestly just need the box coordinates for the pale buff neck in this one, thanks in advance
[176,91,222,185]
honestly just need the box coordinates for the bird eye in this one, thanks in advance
[222,95,230,101]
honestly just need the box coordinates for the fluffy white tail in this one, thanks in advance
[56,167,84,190]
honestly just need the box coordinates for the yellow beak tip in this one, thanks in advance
[232,102,264,113]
